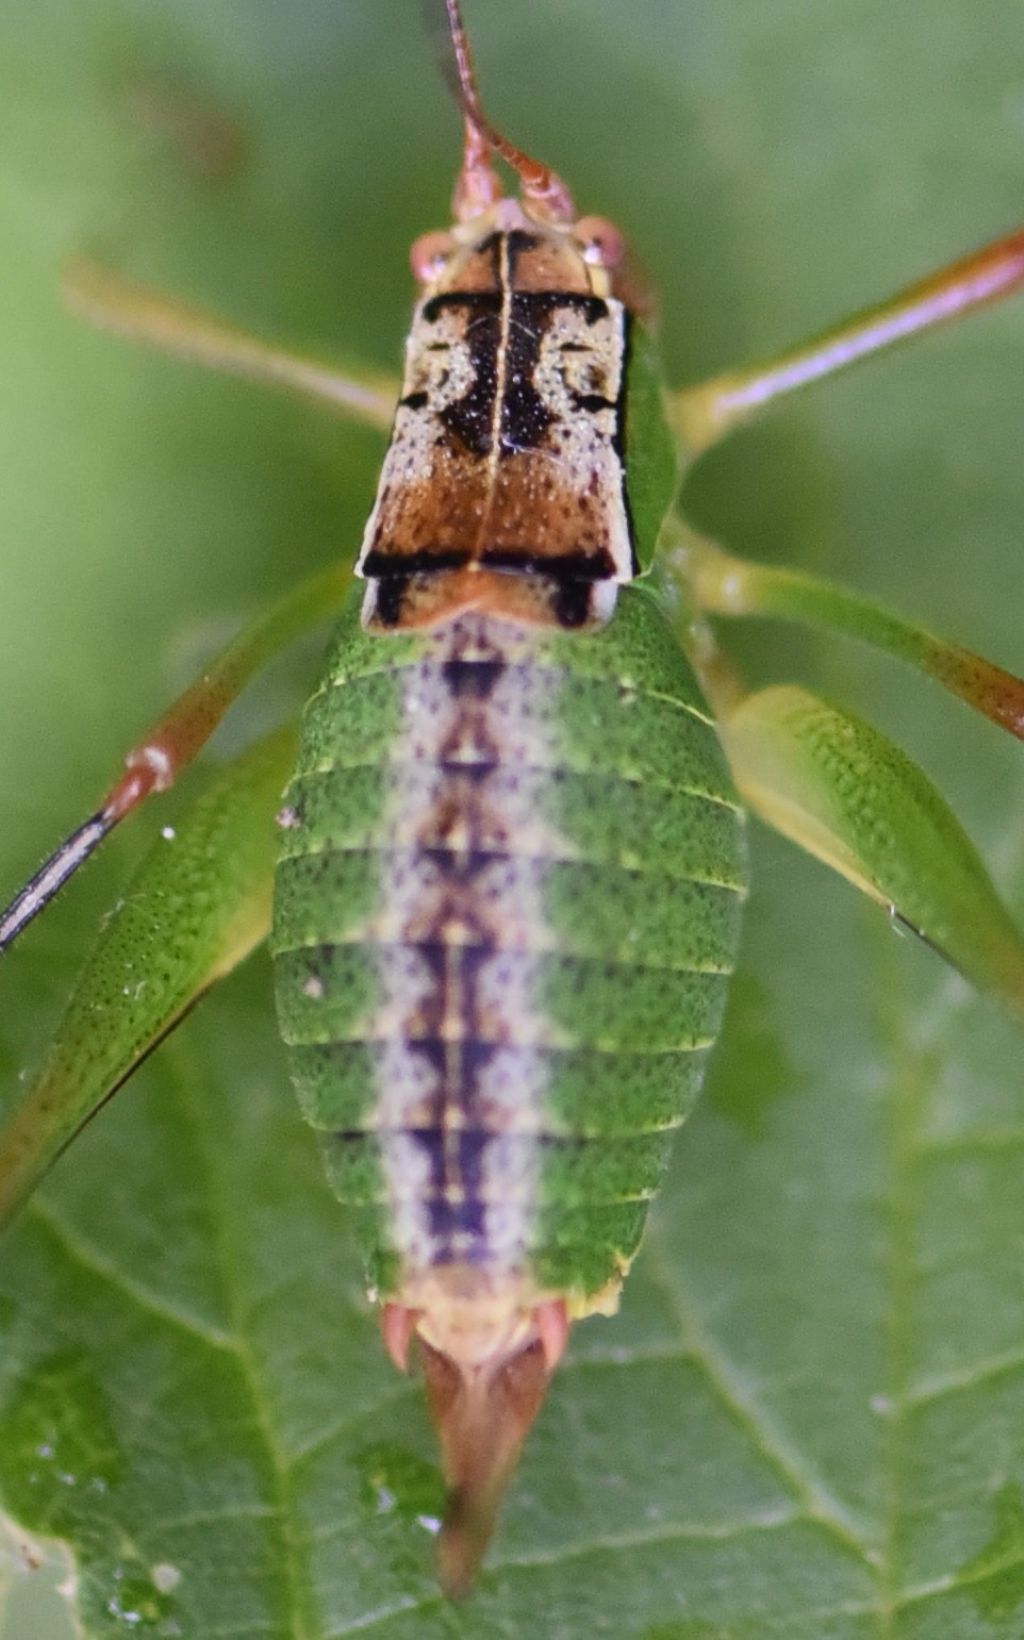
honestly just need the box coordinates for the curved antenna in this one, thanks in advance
[438,0,575,224]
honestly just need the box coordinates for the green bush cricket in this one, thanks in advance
[3,0,1024,1602]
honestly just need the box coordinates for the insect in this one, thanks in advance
[3,0,1024,1604]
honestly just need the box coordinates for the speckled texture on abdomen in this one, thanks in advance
[272,582,747,1304]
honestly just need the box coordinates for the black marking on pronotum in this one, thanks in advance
[420,288,609,326]
[366,545,616,583]
[361,546,472,578]
[617,310,640,578]
[571,392,618,414]
[423,277,614,460]
[499,303,557,452]
[480,227,509,286]
[371,574,410,628]
[553,578,593,628]
[484,227,537,279]
[421,291,500,321]
[506,289,611,327]
[436,308,561,456]
[370,567,606,630]
[480,545,617,580]
[437,301,501,458]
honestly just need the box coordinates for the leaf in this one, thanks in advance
[0,728,292,1226]
[720,684,1024,1011]
[2,1,1024,1636]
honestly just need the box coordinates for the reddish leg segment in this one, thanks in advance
[0,727,294,1225]
[676,533,1024,742]
[0,560,351,953]
[674,228,1024,456]
[65,258,398,430]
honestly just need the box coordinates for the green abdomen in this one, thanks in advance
[271,583,747,1305]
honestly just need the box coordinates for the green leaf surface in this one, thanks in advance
[1,1,1024,1635]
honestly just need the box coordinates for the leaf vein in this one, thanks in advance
[644,1230,874,1568]
[904,1344,1024,1410]
[168,1041,315,1640]
[899,1542,1024,1608]
[292,1379,418,1467]
[26,1197,235,1353]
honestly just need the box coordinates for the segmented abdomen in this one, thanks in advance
[272,583,746,1306]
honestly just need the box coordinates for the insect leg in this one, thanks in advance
[64,258,398,431]
[710,683,1024,1014]
[658,542,1024,1009]
[0,726,294,1227]
[0,560,349,953]
[673,530,1024,741]
[673,228,1024,456]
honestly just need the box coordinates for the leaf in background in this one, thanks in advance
[1,1,1024,1635]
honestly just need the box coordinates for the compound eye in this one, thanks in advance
[410,230,455,284]
[574,215,626,270]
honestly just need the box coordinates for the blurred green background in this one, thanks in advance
[1,2,1024,1635]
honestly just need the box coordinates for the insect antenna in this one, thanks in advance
[431,0,575,223]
